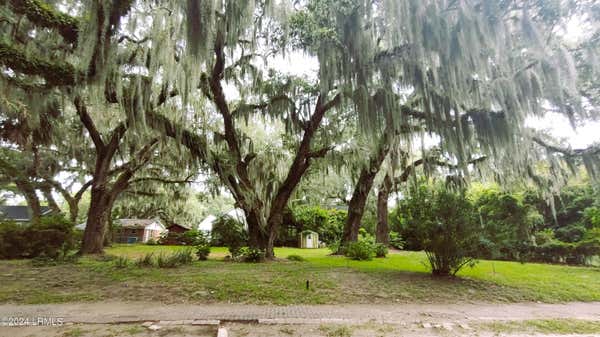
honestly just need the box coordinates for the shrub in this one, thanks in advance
[345,241,375,261]
[211,215,247,256]
[135,253,155,267]
[146,238,158,245]
[114,256,130,268]
[195,244,211,260]
[0,215,76,260]
[389,231,405,250]
[180,230,202,245]
[469,188,539,260]
[584,207,600,228]
[398,184,480,276]
[239,247,265,262]
[374,243,388,258]
[555,225,587,243]
[328,240,344,255]
[286,254,305,262]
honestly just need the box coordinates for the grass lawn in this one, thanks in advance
[0,245,598,305]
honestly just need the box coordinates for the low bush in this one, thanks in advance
[328,240,344,255]
[389,231,405,250]
[286,254,305,262]
[396,184,480,276]
[211,215,247,257]
[146,238,158,245]
[0,215,76,260]
[374,243,388,258]
[239,247,265,262]
[195,244,211,260]
[345,241,375,261]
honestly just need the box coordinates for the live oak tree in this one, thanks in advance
[2,0,599,258]
[0,0,200,253]
[109,0,348,258]
[291,0,599,248]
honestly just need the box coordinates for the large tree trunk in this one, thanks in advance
[15,180,41,223]
[340,138,390,249]
[376,174,392,244]
[246,209,267,250]
[80,183,112,254]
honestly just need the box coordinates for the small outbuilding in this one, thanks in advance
[299,230,319,249]
[166,223,192,234]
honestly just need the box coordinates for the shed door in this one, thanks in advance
[306,234,313,248]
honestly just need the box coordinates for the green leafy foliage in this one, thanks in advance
[389,231,405,250]
[373,243,388,258]
[195,244,211,260]
[470,186,541,260]
[555,224,587,243]
[291,205,346,245]
[583,207,600,228]
[0,215,76,259]
[394,183,480,276]
[239,247,265,263]
[345,241,375,261]
[161,229,206,246]
[211,215,248,257]
[344,229,377,260]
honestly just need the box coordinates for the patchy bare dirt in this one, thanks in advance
[1,322,599,337]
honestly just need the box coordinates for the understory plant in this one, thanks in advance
[399,183,480,276]
[344,229,384,260]
[211,215,247,257]
[345,241,375,260]
[239,247,265,262]
[0,216,77,260]
[196,244,211,260]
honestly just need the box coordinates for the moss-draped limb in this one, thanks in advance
[0,41,82,86]
[144,109,208,160]
[8,0,79,44]
[532,137,600,157]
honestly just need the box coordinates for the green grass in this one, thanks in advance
[0,245,598,305]
[480,319,600,335]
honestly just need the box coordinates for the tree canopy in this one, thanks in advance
[0,0,598,257]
